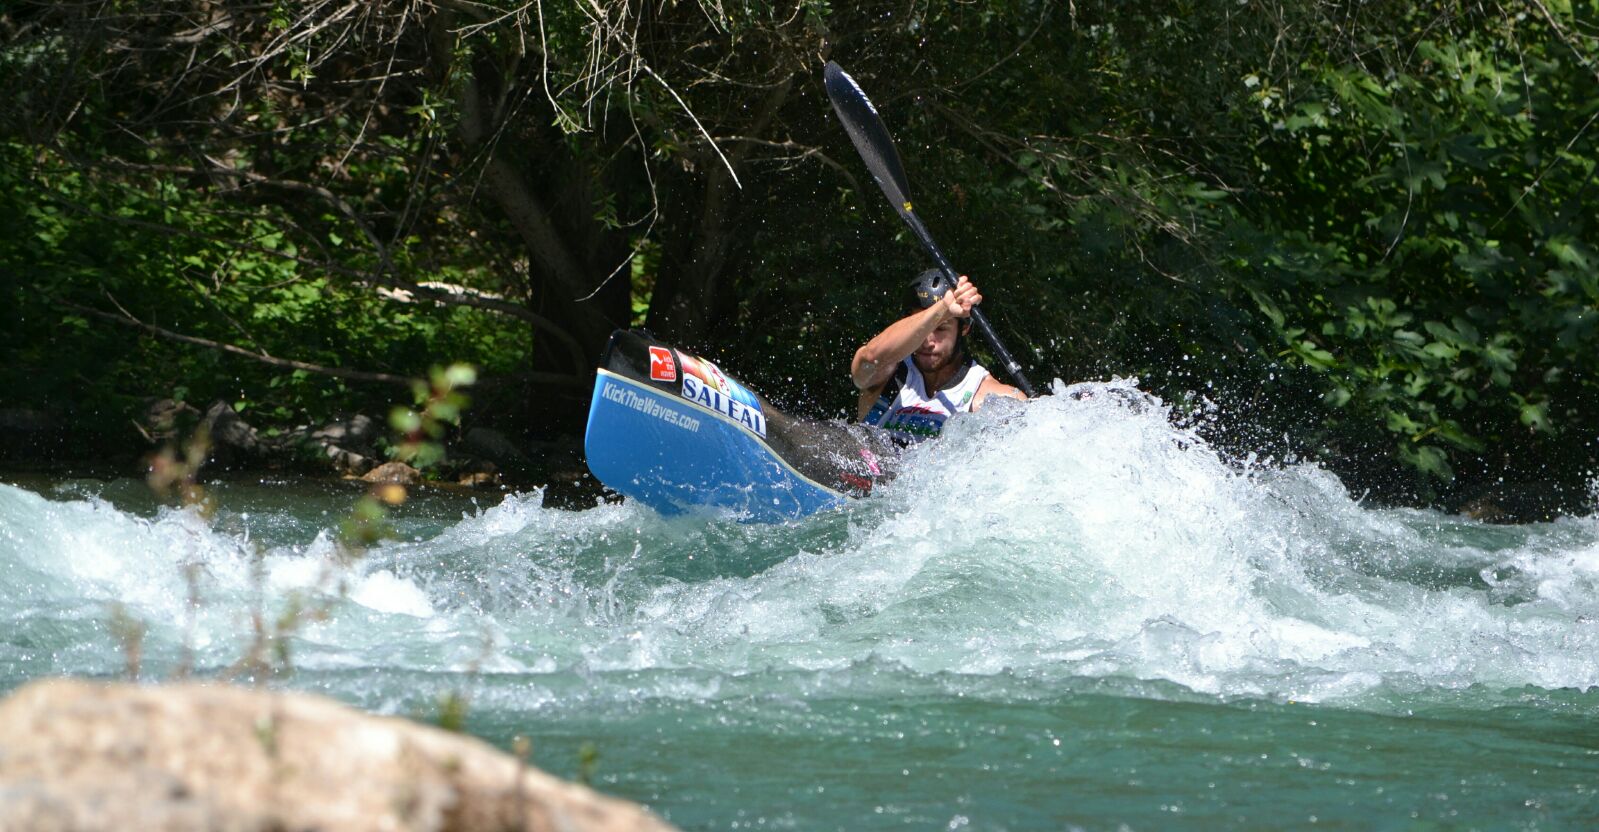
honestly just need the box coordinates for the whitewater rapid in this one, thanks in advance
[3,378,1596,708]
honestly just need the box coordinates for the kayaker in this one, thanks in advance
[852,270,1024,443]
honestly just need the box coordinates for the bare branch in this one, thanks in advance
[374,278,590,373]
[55,295,415,386]
[57,293,587,389]
[638,62,742,189]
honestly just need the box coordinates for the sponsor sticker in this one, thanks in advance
[648,346,677,382]
[682,374,767,438]
[602,380,700,432]
[838,472,873,496]
[678,351,735,397]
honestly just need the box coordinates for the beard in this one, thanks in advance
[913,345,962,374]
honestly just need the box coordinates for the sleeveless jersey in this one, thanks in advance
[863,357,990,444]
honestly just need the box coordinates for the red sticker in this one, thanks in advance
[648,346,677,382]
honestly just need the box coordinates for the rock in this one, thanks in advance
[542,463,609,511]
[0,678,676,832]
[253,418,378,477]
[1458,496,1509,523]
[1455,481,1578,523]
[201,401,259,466]
[312,414,379,456]
[457,470,501,488]
[326,445,377,476]
[362,460,421,485]
[256,424,312,455]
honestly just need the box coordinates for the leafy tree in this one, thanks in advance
[2,0,1596,512]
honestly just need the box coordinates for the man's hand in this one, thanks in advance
[852,273,985,395]
[940,276,982,319]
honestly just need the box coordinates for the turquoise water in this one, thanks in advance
[3,379,1598,829]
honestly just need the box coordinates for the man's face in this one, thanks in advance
[913,317,962,373]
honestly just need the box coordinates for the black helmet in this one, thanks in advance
[908,268,953,311]
[907,268,972,349]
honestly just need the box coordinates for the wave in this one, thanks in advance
[2,379,1596,706]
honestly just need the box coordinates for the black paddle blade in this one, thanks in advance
[824,61,915,220]
[824,60,1040,398]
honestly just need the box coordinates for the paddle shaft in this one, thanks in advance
[824,61,1037,398]
[902,212,1036,398]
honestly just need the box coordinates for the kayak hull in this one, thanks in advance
[582,330,892,523]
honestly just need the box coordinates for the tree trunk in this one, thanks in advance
[454,65,630,438]
[646,75,796,346]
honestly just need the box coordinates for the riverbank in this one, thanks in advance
[5,397,1591,523]
[0,400,612,510]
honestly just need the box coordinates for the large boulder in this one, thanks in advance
[362,460,422,485]
[324,443,378,476]
[312,414,380,456]
[201,401,260,467]
[315,414,382,474]
[256,415,382,476]
[0,678,676,832]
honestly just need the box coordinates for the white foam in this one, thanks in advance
[348,569,435,618]
[574,380,1599,700]
[4,381,1598,703]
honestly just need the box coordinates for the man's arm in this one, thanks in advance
[850,276,982,391]
[971,375,1025,411]
[851,304,943,391]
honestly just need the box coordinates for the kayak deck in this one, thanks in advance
[583,330,894,523]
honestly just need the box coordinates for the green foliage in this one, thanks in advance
[0,140,524,447]
[576,741,599,787]
[1221,3,1599,496]
[436,690,469,733]
[339,495,396,551]
[389,364,477,470]
[3,0,1597,509]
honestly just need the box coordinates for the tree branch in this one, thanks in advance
[53,294,587,389]
[26,180,576,336]
[374,279,590,373]
[55,295,415,386]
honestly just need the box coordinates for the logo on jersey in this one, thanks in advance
[648,346,677,382]
[883,405,948,440]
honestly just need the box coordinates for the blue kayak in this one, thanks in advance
[583,330,895,522]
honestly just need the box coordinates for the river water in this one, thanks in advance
[3,379,1597,829]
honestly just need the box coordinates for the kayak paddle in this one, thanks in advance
[823,61,1037,398]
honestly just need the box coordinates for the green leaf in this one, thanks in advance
[1386,409,1423,435]
[390,408,422,433]
[1518,399,1549,432]
[1422,341,1458,360]
[442,363,477,389]
[1399,443,1453,480]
